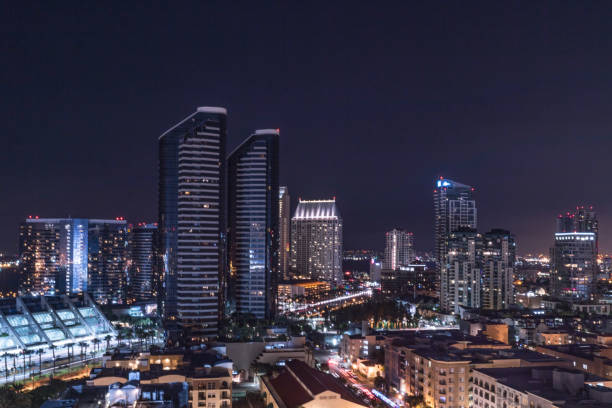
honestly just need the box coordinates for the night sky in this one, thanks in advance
[2,2,612,255]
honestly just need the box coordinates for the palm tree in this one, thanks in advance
[92,338,101,353]
[78,341,88,361]
[12,353,16,382]
[104,334,112,350]
[2,353,8,379]
[49,344,57,374]
[65,342,74,365]
[26,349,33,378]
[36,348,44,376]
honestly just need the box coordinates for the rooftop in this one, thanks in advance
[263,360,365,408]
[293,199,340,220]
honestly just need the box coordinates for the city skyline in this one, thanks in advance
[3,3,612,255]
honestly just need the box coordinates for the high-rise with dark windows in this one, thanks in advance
[551,207,598,300]
[482,229,516,310]
[87,219,129,305]
[228,130,279,319]
[158,107,227,341]
[434,177,477,267]
[128,223,158,303]
[278,186,291,280]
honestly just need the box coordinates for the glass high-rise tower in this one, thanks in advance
[128,223,158,303]
[434,177,477,266]
[481,229,516,310]
[278,186,291,280]
[441,227,482,313]
[228,129,279,319]
[158,107,227,341]
[18,217,127,301]
[88,219,129,305]
[551,206,598,300]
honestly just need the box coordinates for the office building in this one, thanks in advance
[369,258,382,283]
[279,186,291,280]
[290,199,343,284]
[557,206,598,250]
[158,107,227,341]
[381,264,427,298]
[383,229,414,270]
[433,177,476,267]
[552,206,598,300]
[18,217,126,301]
[482,229,516,310]
[128,223,158,303]
[551,231,597,299]
[228,129,279,319]
[440,227,482,313]
[87,219,129,305]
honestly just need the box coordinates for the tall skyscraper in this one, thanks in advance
[557,206,598,251]
[278,186,291,280]
[128,223,158,303]
[481,229,516,310]
[440,227,482,313]
[19,218,62,295]
[383,229,415,270]
[290,199,343,284]
[228,129,279,319]
[19,217,127,301]
[433,177,477,266]
[551,207,598,300]
[158,107,227,341]
[87,219,129,305]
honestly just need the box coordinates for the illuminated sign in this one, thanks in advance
[436,180,451,188]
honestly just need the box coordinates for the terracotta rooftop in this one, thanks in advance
[265,360,365,408]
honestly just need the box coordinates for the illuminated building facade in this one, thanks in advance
[551,232,597,299]
[482,229,516,310]
[158,107,226,340]
[18,217,121,298]
[19,218,62,295]
[290,199,343,284]
[87,219,129,304]
[433,178,477,267]
[228,129,279,319]
[278,186,291,280]
[128,223,158,302]
[0,294,116,370]
[441,228,482,313]
[383,229,414,270]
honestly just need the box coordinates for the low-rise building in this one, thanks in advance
[355,359,383,379]
[95,347,233,408]
[260,360,366,408]
[383,331,570,408]
[536,344,612,379]
[472,366,612,408]
[225,336,312,378]
[340,334,385,363]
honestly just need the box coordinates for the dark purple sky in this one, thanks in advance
[2,2,612,255]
